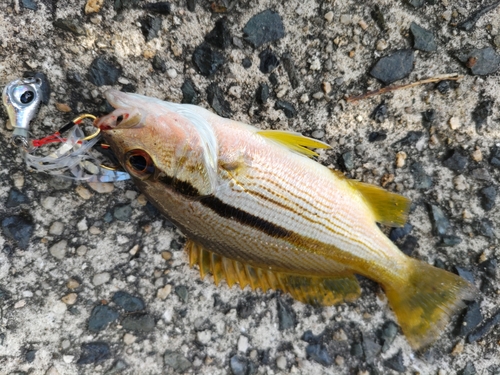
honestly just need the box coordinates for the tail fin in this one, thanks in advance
[384,258,477,350]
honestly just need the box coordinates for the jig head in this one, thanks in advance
[2,77,42,150]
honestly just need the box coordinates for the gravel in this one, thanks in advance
[2,1,500,374]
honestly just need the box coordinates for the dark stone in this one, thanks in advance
[389,223,413,241]
[175,285,188,303]
[281,53,300,89]
[192,43,225,77]
[259,49,279,74]
[362,335,381,361]
[53,18,85,36]
[114,0,141,12]
[122,83,136,93]
[442,150,468,172]
[268,73,278,86]
[393,131,423,146]
[113,204,132,221]
[66,71,82,84]
[455,266,475,284]
[305,344,332,366]
[370,49,415,85]
[472,100,494,131]
[479,186,497,211]
[439,235,462,247]
[410,22,436,52]
[0,287,10,300]
[256,83,269,104]
[410,162,433,189]
[230,355,249,375]
[459,301,482,336]
[2,214,34,250]
[25,350,36,363]
[350,342,363,358]
[457,0,500,31]
[490,146,500,168]
[205,17,231,50]
[474,218,495,238]
[21,0,38,10]
[384,350,406,373]
[379,321,398,352]
[274,100,296,118]
[6,190,30,208]
[434,258,446,269]
[407,0,425,7]
[340,151,354,171]
[435,80,451,94]
[301,330,321,344]
[207,83,232,118]
[422,108,436,128]
[164,351,192,372]
[88,56,122,87]
[457,47,500,76]
[88,305,119,332]
[461,361,476,375]
[371,5,387,31]
[277,295,296,330]
[471,168,491,182]
[468,308,500,343]
[181,79,199,104]
[186,0,195,11]
[242,57,252,68]
[370,101,388,123]
[112,291,145,312]
[152,55,166,72]
[242,9,285,48]
[398,235,418,256]
[140,16,162,42]
[479,258,497,279]
[121,313,155,332]
[428,204,449,237]
[368,131,387,142]
[237,296,255,319]
[142,2,172,14]
[77,342,111,365]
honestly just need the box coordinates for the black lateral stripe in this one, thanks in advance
[200,195,293,238]
[157,172,293,238]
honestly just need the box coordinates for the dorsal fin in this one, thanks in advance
[349,180,411,227]
[257,130,331,158]
[185,240,361,306]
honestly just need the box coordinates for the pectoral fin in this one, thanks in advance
[185,240,361,306]
[257,130,331,158]
[349,180,411,227]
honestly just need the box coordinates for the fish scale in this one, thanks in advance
[98,89,477,350]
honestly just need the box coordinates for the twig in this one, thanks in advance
[346,73,464,103]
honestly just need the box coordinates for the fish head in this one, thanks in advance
[96,89,218,194]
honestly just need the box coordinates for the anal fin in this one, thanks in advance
[185,240,361,306]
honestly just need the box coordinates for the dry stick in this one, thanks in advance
[346,73,464,103]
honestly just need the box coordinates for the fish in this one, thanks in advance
[96,89,476,350]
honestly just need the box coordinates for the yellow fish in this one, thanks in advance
[97,89,476,350]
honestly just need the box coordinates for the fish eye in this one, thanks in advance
[125,149,155,179]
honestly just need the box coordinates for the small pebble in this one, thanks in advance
[358,20,368,30]
[157,284,172,300]
[123,333,137,345]
[67,278,80,289]
[55,103,72,112]
[396,151,407,168]
[335,355,345,366]
[324,11,334,22]
[276,356,287,370]
[471,149,483,162]
[322,82,332,94]
[161,251,172,260]
[340,14,351,24]
[449,117,460,130]
[238,335,249,352]
[76,245,88,256]
[49,222,64,236]
[85,0,104,14]
[453,175,469,191]
[14,300,26,309]
[88,182,114,193]
[451,340,464,355]
[167,68,177,78]
[92,272,111,286]
[197,330,212,344]
[50,240,67,260]
[61,293,77,305]
[75,185,92,200]
[376,39,388,51]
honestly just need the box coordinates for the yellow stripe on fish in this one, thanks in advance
[97,89,477,350]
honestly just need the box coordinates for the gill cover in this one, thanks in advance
[103,90,220,196]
